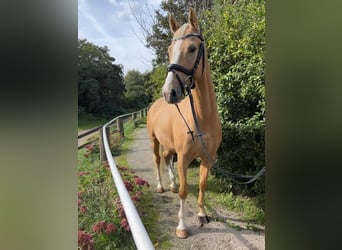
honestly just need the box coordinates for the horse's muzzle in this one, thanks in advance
[163,88,182,104]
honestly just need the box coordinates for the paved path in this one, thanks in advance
[127,126,265,250]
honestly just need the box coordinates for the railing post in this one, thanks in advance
[106,126,111,146]
[100,126,111,161]
[117,117,124,137]
[99,128,106,161]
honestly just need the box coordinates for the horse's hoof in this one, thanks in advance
[198,215,210,225]
[156,187,164,193]
[169,186,178,193]
[175,228,188,239]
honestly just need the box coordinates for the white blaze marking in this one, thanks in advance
[162,40,183,94]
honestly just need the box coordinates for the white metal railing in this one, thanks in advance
[102,112,154,250]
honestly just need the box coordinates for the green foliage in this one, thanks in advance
[78,39,125,119]
[144,64,167,101]
[202,0,265,195]
[123,70,149,109]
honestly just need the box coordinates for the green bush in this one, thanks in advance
[203,0,265,195]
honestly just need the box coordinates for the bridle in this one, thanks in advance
[167,33,205,96]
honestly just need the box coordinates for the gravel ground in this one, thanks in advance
[127,127,265,250]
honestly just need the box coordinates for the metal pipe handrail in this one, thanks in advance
[105,108,145,127]
[102,109,154,250]
[78,108,146,139]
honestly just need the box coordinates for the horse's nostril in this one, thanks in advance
[170,89,176,97]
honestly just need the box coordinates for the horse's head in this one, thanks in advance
[162,8,205,104]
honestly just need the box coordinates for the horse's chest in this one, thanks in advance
[180,131,212,153]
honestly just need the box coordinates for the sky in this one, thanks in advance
[78,0,162,74]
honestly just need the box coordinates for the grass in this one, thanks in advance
[113,118,163,248]
[187,163,265,230]
[114,119,140,166]
[78,113,108,132]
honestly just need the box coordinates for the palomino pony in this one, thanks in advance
[147,8,222,239]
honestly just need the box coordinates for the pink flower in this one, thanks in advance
[78,199,81,207]
[124,181,133,192]
[92,221,106,233]
[85,144,94,152]
[119,207,125,218]
[120,218,128,227]
[134,177,150,187]
[131,195,139,201]
[78,231,94,249]
[80,205,87,213]
[105,223,117,235]
[120,218,130,231]
[135,191,143,198]
[88,239,95,250]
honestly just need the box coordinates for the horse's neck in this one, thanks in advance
[192,66,219,123]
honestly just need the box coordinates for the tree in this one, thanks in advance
[124,70,149,109]
[143,64,167,102]
[132,0,213,65]
[78,39,125,117]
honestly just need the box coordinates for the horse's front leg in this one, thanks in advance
[175,155,191,239]
[198,161,211,225]
[168,154,178,193]
[152,140,164,193]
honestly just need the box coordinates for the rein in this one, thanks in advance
[170,33,265,185]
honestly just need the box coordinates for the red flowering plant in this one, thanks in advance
[78,230,95,250]
[78,138,151,249]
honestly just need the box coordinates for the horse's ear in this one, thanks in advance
[188,7,200,32]
[169,14,179,34]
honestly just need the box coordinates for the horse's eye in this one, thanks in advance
[188,45,196,53]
